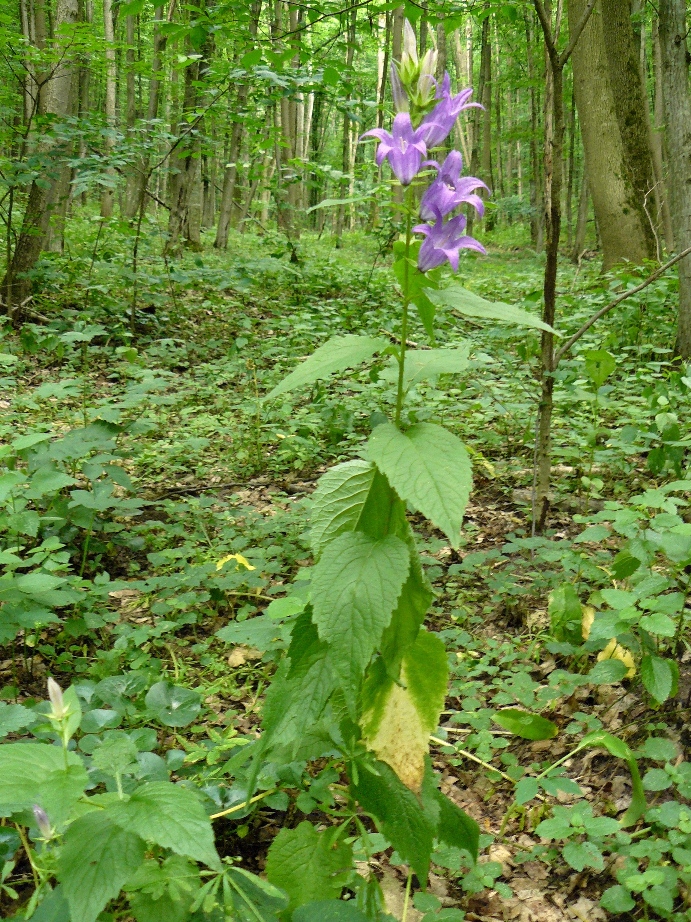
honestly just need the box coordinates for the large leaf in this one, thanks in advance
[366,422,472,549]
[382,345,471,389]
[0,743,84,816]
[310,460,377,556]
[265,822,353,911]
[432,789,480,862]
[311,532,410,688]
[107,781,220,869]
[261,612,337,759]
[427,284,558,333]
[266,335,389,400]
[362,632,447,792]
[351,757,436,885]
[58,812,146,922]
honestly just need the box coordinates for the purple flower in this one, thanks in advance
[33,805,52,838]
[421,74,482,148]
[361,113,432,186]
[390,64,409,114]
[413,207,486,272]
[420,151,489,221]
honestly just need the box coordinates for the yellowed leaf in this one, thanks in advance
[581,605,595,640]
[597,639,636,678]
[216,553,256,571]
[363,682,427,793]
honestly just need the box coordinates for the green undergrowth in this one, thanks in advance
[0,217,690,920]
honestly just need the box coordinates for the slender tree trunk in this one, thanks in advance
[335,6,357,241]
[572,165,590,259]
[100,0,117,218]
[659,0,691,357]
[525,10,543,250]
[651,15,675,250]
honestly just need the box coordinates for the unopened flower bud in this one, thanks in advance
[33,805,52,838]
[390,64,409,114]
[403,20,418,64]
[47,678,66,719]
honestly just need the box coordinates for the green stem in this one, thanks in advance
[402,870,412,922]
[395,187,414,428]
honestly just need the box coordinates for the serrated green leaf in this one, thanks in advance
[562,840,604,871]
[311,532,410,690]
[431,789,479,861]
[492,709,558,741]
[351,757,436,884]
[426,284,558,334]
[265,822,353,910]
[600,885,636,914]
[261,612,337,759]
[107,782,220,869]
[641,654,678,705]
[266,335,388,399]
[0,743,84,816]
[0,702,36,738]
[515,777,539,805]
[59,812,146,922]
[366,422,472,549]
[310,461,377,555]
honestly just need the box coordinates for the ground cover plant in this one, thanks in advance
[1,201,691,919]
[1,23,691,922]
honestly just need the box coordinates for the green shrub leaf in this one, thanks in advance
[59,812,146,922]
[366,422,472,549]
[265,822,353,910]
[266,335,388,399]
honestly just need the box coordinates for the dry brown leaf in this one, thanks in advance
[227,645,262,667]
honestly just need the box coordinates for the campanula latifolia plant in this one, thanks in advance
[256,19,491,896]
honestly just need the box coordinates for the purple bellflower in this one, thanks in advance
[419,151,489,221]
[390,64,409,114]
[414,207,486,272]
[33,805,52,838]
[361,112,436,186]
[421,74,482,148]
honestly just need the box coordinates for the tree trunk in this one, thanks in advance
[525,10,543,250]
[335,6,357,241]
[569,0,651,269]
[572,165,590,259]
[658,0,691,357]
[100,0,117,218]
[600,0,657,259]
[1,0,79,313]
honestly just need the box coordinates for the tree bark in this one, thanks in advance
[569,0,652,269]
[600,0,657,259]
[658,0,691,357]
[100,0,117,218]
[1,0,79,313]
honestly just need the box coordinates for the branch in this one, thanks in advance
[532,0,558,63]
[554,245,691,365]
[560,0,597,65]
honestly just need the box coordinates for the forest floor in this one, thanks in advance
[1,219,690,921]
